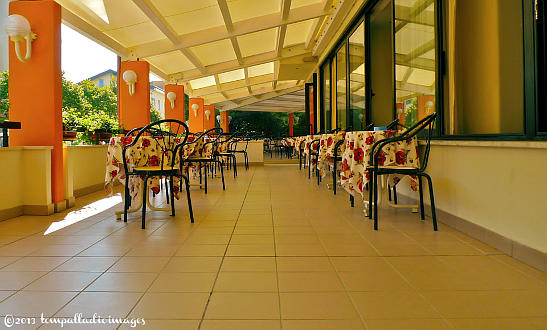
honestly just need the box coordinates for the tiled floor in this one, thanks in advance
[0,164,546,329]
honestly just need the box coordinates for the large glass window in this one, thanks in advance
[394,0,436,129]
[349,21,366,130]
[537,0,547,133]
[321,63,331,132]
[336,44,347,130]
[446,0,524,135]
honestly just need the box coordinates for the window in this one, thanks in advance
[349,21,366,130]
[320,62,331,132]
[336,44,347,130]
[394,0,436,128]
[98,79,104,88]
[537,0,547,133]
[445,0,524,135]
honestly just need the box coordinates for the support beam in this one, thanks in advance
[222,86,304,111]
[276,0,292,57]
[132,3,327,59]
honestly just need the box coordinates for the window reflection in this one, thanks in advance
[321,63,331,132]
[336,44,347,130]
[394,0,436,128]
[349,21,366,130]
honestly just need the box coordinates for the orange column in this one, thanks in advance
[188,98,204,133]
[220,111,230,133]
[203,105,215,131]
[119,61,150,131]
[8,0,64,209]
[164,84,185,122]
[289,113,294,136]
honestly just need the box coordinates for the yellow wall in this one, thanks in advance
[397,142,547,253]
[67,145,108,194]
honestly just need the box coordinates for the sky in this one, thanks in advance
[61,24,161,83]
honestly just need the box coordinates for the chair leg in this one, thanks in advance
[418,176,425,220]
[350,194,354,207]
[169,175,175,216]
[204,162,208,194]
[219,160,225,190]
[123,177,130,222]
[308,155,311,179]
[199,166,202,187]
[232,155,237,177]
[317,163,320,185]
[368,171,373,220]
[141,176,148,229]
[165,177,170,204]
[333,161,337,195]
[393,185,398,204]
[388,184,392,201]
[423,173,438,231]
[183,175,194,223]
[373,172,379,230]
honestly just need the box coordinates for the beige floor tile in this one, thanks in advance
[162,257,222,272]
[85,272,157,292]
[366,319,451,330]
[40,319,119,329]
[175,244,227,257]
[275,234,321,245]
[184,235,232,245]
[280,292,358,319]
[276,257,334,272]
[0,291,15,303]
[29,244,88,257]
[119,320,200,330]
[323,243,378,257]
[0,291,78,317]
[108,257,169,272]
[0,257,22,269]
[205,292,280,319]
[56,292,142,318]
[23,272,100,291]
[54,257,119,272]
[233,227,273,235]
[0,271,47,290]
[77,244,132,257]
[282,319,365,330]
[201,320,280,330]
[215,272,277,292]
[276,244,326,257]
[226,244,275,257]
[2,257,70,272]
[278,272,344,292]
[149,272,216,292]
[423,290,547,318]
[447,318,544,330]
[221,257,276,272]
[338,270,411,291]
[125,245,179,257]
[230,235,274,245]
[351,290,440,319]
[129,292,209,319]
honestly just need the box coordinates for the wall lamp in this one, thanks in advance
[4,15,37,63]
[204,109,211,120]
[122,70,137,96]
[166,91,176,109]
[191,103,199,117]
[216,114,223,124]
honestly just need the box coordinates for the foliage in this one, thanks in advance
[404,98,418,127]
[0,72,8,123]
[150,102,163,123]
[229,111,288,138]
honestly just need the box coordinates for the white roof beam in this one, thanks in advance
[276,0,291,57]
[131,0,206,74]
[222,86,304,110]
[131,3,327,59]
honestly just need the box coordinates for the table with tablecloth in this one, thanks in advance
[104,135,210,207]
[317,131,346,178]
[339,130,420,197]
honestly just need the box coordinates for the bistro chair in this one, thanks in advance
[121,119,194,229]
[217,133,239,178]
[367,113,438,231]
[181,127,225,194]
[332,123,375,195]
[229,135,250,169]
[308,138,320,179]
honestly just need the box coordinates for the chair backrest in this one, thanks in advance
[189,127,224,157]
[400,113,437,171]
[122,119,189,174]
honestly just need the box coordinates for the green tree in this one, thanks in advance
[229,111,287,138]
[79,79,117,117]
[62,73,88,113]
[0,72,8,122]
[151,102,163,123]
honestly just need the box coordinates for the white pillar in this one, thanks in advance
[0,0,9,72]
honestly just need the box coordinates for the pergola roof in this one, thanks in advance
[56,0,335,111]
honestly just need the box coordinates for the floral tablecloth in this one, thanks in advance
[317,131,346,178]
[339,130,419,197]
[105,136,206,206]
[302,135,320,159]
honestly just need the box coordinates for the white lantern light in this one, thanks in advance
[358,113,364,121]
[228,116,232,123]
[204,109,211,120]
[166,91,176,108]
[122,70,137,96]
[191,103,199,117]
[294,116,300,124]
[216,114,222,124]
[4,15,37,63]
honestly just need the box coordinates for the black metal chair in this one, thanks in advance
[308,138,320,179]
[230,135,250,169]
[181,127,225,194]
[122,119,194,229]
[367,113,438,231]
[217,133,239,178]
